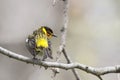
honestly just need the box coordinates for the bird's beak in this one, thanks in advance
[53,34,57,37]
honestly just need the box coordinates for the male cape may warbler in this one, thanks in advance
[26,26,56,60]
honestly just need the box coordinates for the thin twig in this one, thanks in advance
[53,0,81,80]
[52,0,70,78]
[52,0,69,77]
[62,48,80,80]
[97,76,103,80]
[56,0,69,61]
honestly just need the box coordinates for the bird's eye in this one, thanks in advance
[47,34,50,36]
[47,33,52,38]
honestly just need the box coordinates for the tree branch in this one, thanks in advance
[0,46,120,78]
[55,0,69,61]
[62,48,80,80]
[53,0,81,79]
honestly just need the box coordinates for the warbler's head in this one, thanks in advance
[40,26,57,38]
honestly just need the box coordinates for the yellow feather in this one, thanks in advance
[35,34,48,48]
[42,27,47,35]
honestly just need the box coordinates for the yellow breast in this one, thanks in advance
[36,38,48,48]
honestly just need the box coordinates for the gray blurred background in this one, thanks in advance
[0,0,120,80]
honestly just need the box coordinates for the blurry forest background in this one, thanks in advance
[0,0,120,80]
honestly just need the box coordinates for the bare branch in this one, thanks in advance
[0,46,120,78]
[55,0,69,61]
[52,0,70,77]
[97,75,103,80]
[62,48,80,80]
[53,0,80,79]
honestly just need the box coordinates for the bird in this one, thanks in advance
[26,26,56,60]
